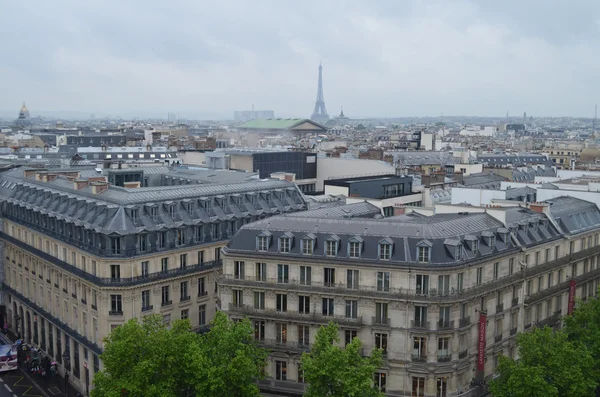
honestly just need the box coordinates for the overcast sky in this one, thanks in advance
[1,0,599,119]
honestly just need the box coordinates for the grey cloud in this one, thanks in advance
[1,0,599,118]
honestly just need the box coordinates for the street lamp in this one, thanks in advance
[62,349,70,397]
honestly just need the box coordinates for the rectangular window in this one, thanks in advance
[276,294,287,312]
[161,258,168,272]
[418,246,430,262]
[141,261,149,277]
[232,289,243,307]
[374,373,386,392]
[199,305,206,326]
[277,264,289,284]
[322,298,334,316]
[275,361,287,381]
[493,262,499,280]
[197,250,204,264]
[246,261,262,282]
[161,286,171,305]
[110,294,122,314]
[298,325,310,347]
[198,277,206,296]
[301,239,313,255]
[326,240,337,256]
[414,306,428,325]
[547,272,553,288]
[345,330,357,346]
[379,244,391,260]
[345,300,358,318]
[279,237,290,253]
[300,266,312,285]
[253,291,265,310]
[377,271,390,292]
[375,333,388,353]
[179,254,187,268]
[180,281,189,301]
[324,268,335,287]
[438,337,450,359]
[110,265,120,280]
[476,267,483,285]
[233,261,245,279]
[416,274,429,295]
[348,241,361,258]
[375,302,388,324]
[276,323,287,344]
[181,309,189,320]
[509,258,514,275]
[438,275,450,295]
[457,272,464,291]
[298,295,310,314]
[347,269,359,289]
[141,290,151,310]
[254,320,265,341]
[257,236,268,252]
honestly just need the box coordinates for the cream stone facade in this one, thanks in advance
[0,166,308,395]
[220,200,600,397]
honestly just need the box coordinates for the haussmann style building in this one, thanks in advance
[0,166,308,395]
[220,199,600,397]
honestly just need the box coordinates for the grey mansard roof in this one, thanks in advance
[547,196,600,235]
[0,167,307,235]
[225,206,562,267]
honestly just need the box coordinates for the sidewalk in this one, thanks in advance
[3,330,83,397]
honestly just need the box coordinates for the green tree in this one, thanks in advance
[489,326,596,397]
[300,322,385,397]
[195,311,268,397]
[92,315,204,397]
[565,295,600,373]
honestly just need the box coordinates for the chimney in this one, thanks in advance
[88,176,108,183]
[92,181,109,195]
[123,181,141,188]
[45,173,58,182]
[24,169,40,178]
[73,179,90,190]
[393,204,406,216]
[529,202,548,214]
[454,172,464,184]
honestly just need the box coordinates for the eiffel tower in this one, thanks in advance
[310,63,329,122]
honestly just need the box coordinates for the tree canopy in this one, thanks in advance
[300,322,385,397]
[490,295,600,397]
[91,312,267,397]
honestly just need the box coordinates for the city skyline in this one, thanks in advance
[1,0,600,118]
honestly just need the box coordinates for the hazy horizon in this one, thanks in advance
[2,0,600,119]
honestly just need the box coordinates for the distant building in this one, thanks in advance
[234,110,275,122]
[237,118,327,135]
[66,135,127,147]
[14,102,32,127]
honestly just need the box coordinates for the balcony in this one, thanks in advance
[525,323,532,329]
[197,291,208,298]
[260,339,311,351]
[161,300,173,307]
[62,288,68,294]
[38,274,43,280]
[458,350,468,359]
[91,304,97,311]
[372,317,391,327]
[180,296,191,302]
[141,305,154,312]
[537,312,561,328]
[0,231,223,287]
[46,279,50,284]
[496,303,504,313]
[437,354,451,362]
[411,320,430,330]
[411,354,426,363]
[494,334,503,343]
[512,297,519,307]
[3,283,102,355]
[80,299,87,305]
[459,316,471,328]
[228,304,363,327]
[510,327,517,336]
[109,310,123,316]
[71,293,77,299]
[437,320,454,331]
[54,283,59,289]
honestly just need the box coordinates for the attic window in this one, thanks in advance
[279,236,291,253]
[454,245,462,261]
[131,209,139,221]
[348,241,361,258]
[417,246,430,263]
[257,235,269,252]
[472,240,479,255]
[326,240,338,257]
[150,206,158,220]
[301,237,314,255]
[379,243,392,260]
[487,235,495,248]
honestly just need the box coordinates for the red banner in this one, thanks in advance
[568,279,577,315]
[477,312,487,371]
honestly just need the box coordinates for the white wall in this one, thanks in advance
[451,187,506,206]
[324,185,349,196]
[316,157,395,191]
[178,151,207,166]
[455,163,483,176]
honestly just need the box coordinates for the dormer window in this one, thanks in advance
[325,235,340,257]
[472,240,479,255]
[257,236,268,252]
[131,209,139,222]
[417,240,433,263]
[348,236,364,258]
[417,246,430,263]
[454,245,462,260]
[379,243,392,260]
[301,235,315,255]
[279,233,293,253]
